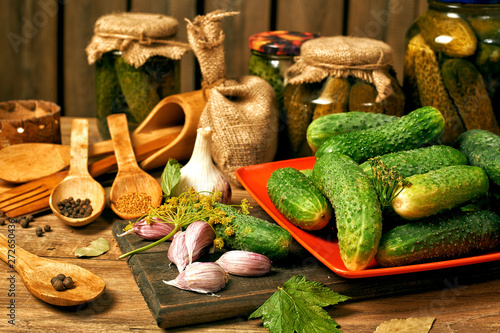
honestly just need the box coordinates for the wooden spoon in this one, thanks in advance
[0,233,106,306]
[49,119,106,227]
[107,114,163,220]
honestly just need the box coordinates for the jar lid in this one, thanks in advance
[86,12,190,67]
[248,31,318,56]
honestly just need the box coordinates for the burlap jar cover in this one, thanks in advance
[86,12,190,67]
[286,36,395,103]
[186,11,279,185]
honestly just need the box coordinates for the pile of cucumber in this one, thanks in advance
[267,107,500,271]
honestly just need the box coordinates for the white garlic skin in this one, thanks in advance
[216,250,272,277]
[164,262,229,294]
[185,221,216,264]
[167,231,190,273]
[172,127,232,204]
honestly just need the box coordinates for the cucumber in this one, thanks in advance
[360,145,469,180]
[315,106,445,163]
[213,203,292,261]
[306,111,397,152]
[456,129,500,186]
[376,210,500,267]
[267,167,332,231]
[312,153,382,271]
[392,165,489,220]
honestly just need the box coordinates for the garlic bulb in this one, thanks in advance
[172,127,231,204]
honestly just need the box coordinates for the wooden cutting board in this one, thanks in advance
[112,220,500,329]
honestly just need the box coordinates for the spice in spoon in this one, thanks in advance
[57,197,94,219]
[115,192,152,216]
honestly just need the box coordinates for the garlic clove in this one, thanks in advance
[172,127,232,204]
[185,221,216,264]
[167,231,190,273]
[164,262,229,294]
[132,217,176,240]
[216,250,272,277]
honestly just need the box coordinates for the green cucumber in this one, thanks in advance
[456,129,500,186]
[315,106,445,163]
[392,165,489,220]
[267,167,332,231]
[376,210,500,267]
[213,203,292,261]
[306,111,397,152]
[312,153,382,271]
[360,145,469,180]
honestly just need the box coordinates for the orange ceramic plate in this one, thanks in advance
[235,156,500,279]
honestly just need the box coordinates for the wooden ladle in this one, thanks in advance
[107,114,163,220]
[0,233,106,306]
[49,119,106,227]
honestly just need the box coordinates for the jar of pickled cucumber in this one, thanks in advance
[282,36,405,159]
[86,12,190,139]
[404,0,500,144]
[248,31,317,108]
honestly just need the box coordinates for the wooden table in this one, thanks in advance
[0,117,499,333]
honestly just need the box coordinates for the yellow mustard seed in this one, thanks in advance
[115,192,152,216]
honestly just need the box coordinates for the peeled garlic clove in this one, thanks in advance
[167,232,190,273]
[216,250,272,277]
[164,262,229,294]
[131,218,176,240]
[185,221,216,264]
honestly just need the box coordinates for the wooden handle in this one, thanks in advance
[107,114,140,173]
[67,119,90,178]
[0,232,37,272]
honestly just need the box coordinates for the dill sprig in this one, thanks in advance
[368,156,412,209]
[119,188,248,258]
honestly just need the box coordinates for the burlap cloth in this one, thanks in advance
[286,36,395,102]
[86,12,190,67]
[186,10,278,185]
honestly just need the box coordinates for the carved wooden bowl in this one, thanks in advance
[0,100,61,149]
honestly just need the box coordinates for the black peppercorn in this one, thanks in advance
[20,218,29,228]
[63,276,74,289]
[52,279,65,291]
[43,225,51,232]
[25,214,33,222]
[35,227,43,237]
[56,273,66,281]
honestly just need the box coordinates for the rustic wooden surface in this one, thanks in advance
[0,0,428,117]
[0,117,499,332]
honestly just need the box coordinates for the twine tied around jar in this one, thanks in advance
[86,12,190,68]
[286,36,395,102]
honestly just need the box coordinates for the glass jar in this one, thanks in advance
[248,31,317,109]
[282,36,405,159]
[95,52,180,139]
[404,0,500,144]
[248,31,317,160]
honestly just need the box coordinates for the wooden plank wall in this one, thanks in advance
[0,0,428,118]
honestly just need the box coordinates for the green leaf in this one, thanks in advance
[250,275,350,333]
[161,159,182,197]
[75,237,110,257]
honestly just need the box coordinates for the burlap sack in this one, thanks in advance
[86,12,190,67]
[287,36,395,102]
[186,10,279,185]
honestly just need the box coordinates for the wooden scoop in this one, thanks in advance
[0,233,106,306]
[49,119,106,227]
[107,114,163,220]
